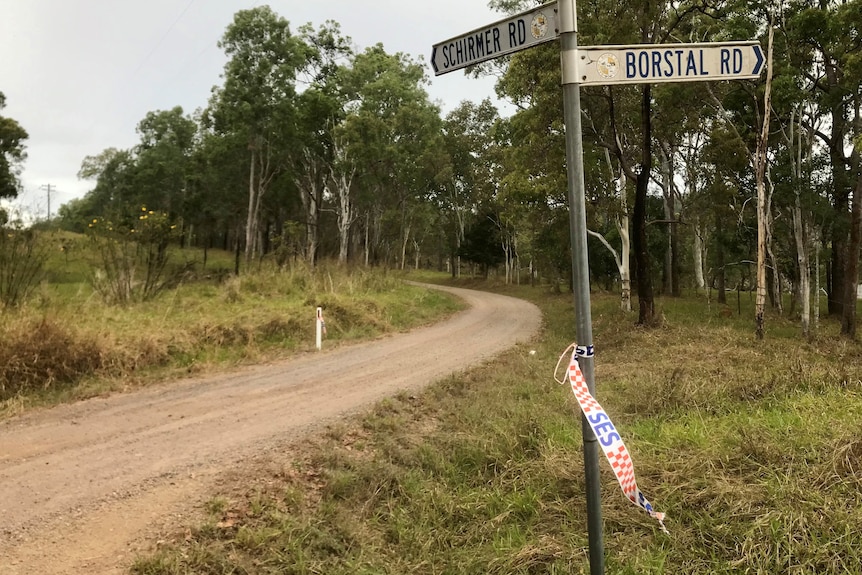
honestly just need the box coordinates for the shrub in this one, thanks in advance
[0,224,48,308]
[86,206,182,305]
[0,318,102,400]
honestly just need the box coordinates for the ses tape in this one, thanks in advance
[555,344,668,533]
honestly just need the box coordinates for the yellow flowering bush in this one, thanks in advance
[87,206,182,304]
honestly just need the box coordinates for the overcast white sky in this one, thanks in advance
[0,0,514,219]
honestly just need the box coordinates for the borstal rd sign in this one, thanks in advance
[570,41,765,85]
[431,2,558,76]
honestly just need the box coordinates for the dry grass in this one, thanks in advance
[0,258,463,412]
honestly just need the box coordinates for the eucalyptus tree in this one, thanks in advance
[77,148,137,216]
[132,107,197,220]
[782,1,862,335]
[290,21,353,266]
[208,6,312,261]
[338,45,444,268]
[0,92,28,200]
[185,126,250,258]
[491,38,575,287]
[440,99,501,276]
[491,0,745,324]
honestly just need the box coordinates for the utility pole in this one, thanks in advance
[40,184,55,221]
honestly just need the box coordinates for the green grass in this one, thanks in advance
[128,281,862,574]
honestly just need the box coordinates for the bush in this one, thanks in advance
[86,207,182,305]
[0,318,102,400]
[0,225,47,308]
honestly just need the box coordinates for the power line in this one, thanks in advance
[132,0,198,77]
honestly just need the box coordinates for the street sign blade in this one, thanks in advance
[431,2,558,76]
[570,41,765,85]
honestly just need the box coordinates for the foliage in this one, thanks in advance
[0,221,47,308]
[459,211,505,276]
[0,91,29,199]
[86,206,182,305]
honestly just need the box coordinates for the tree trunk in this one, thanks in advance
[693,220,705,292]
[716,210,726,305]
[331,157,356,264]
[840,137,862,337]
[296,149,322,267]
[245,148,257,262]
[633,85,655,325]
[660,145,674,295]
[815,240,821,332]
[794,199,811,339]
[755,21,775,340]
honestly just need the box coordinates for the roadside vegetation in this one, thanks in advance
[0,233,463,416]
[129,277,862,575]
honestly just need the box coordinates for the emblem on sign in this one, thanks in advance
[597,53,619,79]
[531,12,548,40]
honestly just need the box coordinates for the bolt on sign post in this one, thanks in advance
[316,307,325,351]
[433,2,763,573]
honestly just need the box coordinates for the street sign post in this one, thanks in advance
[431,2,558,76]
[568,41,765,86]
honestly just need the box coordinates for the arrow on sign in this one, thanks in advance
[431,2,558,76]
[751,44,764,76]
[568,41,766,86]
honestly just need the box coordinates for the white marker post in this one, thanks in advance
[316,307,325,350]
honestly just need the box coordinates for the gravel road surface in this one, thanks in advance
[0,284,541,574]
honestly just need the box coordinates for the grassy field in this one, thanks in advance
[0,235,464,416]
[127,276,862,575]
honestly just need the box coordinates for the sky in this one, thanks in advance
[0,0,515,220]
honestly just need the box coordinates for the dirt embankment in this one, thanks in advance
[0,284,541,574]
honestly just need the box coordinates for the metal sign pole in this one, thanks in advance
[559,1,604,573]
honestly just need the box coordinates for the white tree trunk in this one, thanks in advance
[693,221,706,291]
[793,200,811,338]
[245,148,257,262]
[400,223,410,270]
[295,149,322,266]
[755,20,775,340]
[329,140,356,265]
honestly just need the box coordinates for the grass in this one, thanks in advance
[128,278,862,574]
[0,237,464,415]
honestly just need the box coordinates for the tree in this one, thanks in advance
[459,211,504,277]
[292,21,354,266]
[132,107,197,219]
[76,148,136,216]
[0,92,29,199]
[208,6,311,262]
[755,18,776,340]
[441,99,501,277]
[784,1,862,328]
[339,45,444,268]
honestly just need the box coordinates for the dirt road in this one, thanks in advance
[0,284,540,574]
